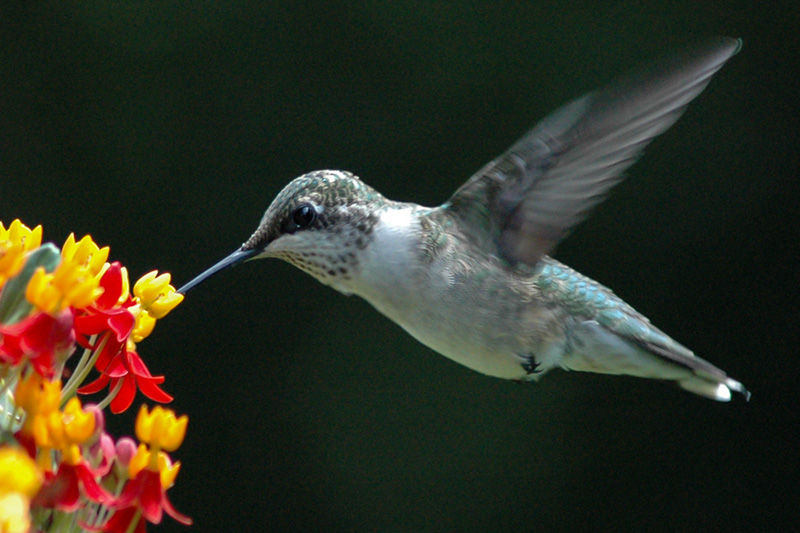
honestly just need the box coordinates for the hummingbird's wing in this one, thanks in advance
[445,37,741,268]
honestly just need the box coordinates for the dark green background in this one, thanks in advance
[2,2,797,531]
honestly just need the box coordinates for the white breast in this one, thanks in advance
[351,208,532,379]
[353,207,421,307]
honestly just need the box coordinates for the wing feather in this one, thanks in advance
[446,37,742,267]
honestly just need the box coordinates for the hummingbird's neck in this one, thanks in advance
[344,203,427,309]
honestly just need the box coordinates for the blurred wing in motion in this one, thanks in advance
[446,37,741,267]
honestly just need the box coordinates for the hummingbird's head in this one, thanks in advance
[179,170,387,294]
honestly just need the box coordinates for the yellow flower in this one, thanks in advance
[0,446,42,533]
[157,453,182,489]
[128,442,149,478]
[0,219,42,288]
[25,268,61,313]
[28,396,96,470]
[133,270,183,319]
[25,233,110,312]
[0,446,42,499]
[131,309,157,343]
[0,245,25,288]
[14,377,95,469]
[14,374,61,423]
[128,443,182,488]
[135,405,188,452]
[61,397,95,444]
[60,233,109,276]
[118,270,182,347]
[30,397,95,452]
[0,220,43,253]
[59,445,84,467]
[32,410,66,450]
[0,492,33,533]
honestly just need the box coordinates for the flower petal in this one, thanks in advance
[138,470,165,524]
[75,463,115,504]
[95,262,123,310]
[110,376,136,414]
[137,377,173,404]
[107,310,135,343]
[77,373,110,395]
[161,491,193,525]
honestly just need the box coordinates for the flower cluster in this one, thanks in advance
[1,219,190,532]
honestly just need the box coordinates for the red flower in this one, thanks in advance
[97,469,191,532]
[74,309,135,347]
[93,507,146,533]
[74,262,135,354]
[79,349,172,414]
[0,308,75,377]
[32,461,115,512]
[73,262,172,413]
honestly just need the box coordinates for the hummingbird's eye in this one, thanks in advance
[291,203,317,230]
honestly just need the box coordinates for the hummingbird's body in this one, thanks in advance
[350,197,573,381]
[181,37,749,401]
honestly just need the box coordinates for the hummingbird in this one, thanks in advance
[180,37,749,402]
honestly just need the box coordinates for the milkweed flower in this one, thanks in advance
[0,220,42,289]
[72,263,181,412]
[93,407,191,532]
[20,391,114,510]
[60,234,110,278]
[32,397,96,457]
[14,373,63,448]
[0,446,43,497]
[135,405,188,453]
[0,446,43,533]
[0,309,75,378]
[25,234,109,314]
[78,349,172,414]
[133,271,183,320]
[129,270,183,344]
[1,219,190,531]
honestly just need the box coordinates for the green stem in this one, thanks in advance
[0,364,21,396]
[50,510,71,533]
[66,508,78,533]
[94,474,129,527]
[0,367,22,433]
[65,334,97,389]
[125,509,143,533]
[1,366,30,434]
[60,335,108,407]
[95,378,124,411]
[31,508,53,531]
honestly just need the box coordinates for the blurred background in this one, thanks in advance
[1,2,797,531]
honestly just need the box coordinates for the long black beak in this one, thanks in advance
[178,248,259,294]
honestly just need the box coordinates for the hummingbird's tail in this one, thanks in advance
[626,329,751,402]
[566,320,751,402]
[639,337,751,402]
[676,373,750,402]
